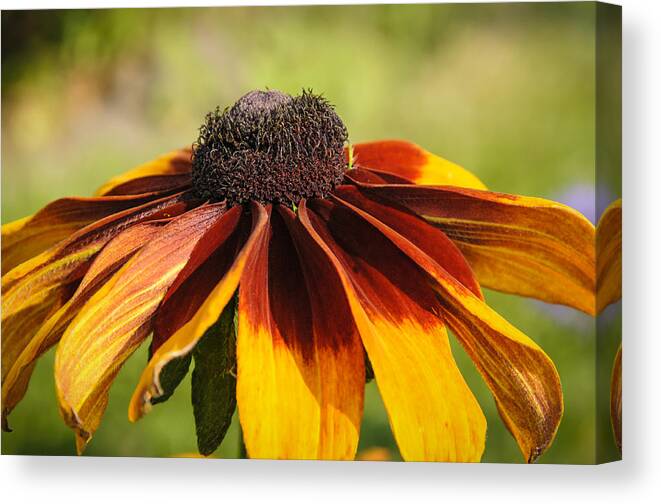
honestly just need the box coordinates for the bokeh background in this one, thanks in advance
[1,3,621,463]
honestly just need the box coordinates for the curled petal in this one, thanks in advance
[54,204,225,452]
[128,202,269,421]
[235,206,364,460]
[94,147,192,196]
[597,199,622,313]
[331,196,563,462]
[349,140,487,189]
[357,183,596,315]
[301,200,486,462]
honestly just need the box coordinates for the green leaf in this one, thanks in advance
[191,295,238,456]
[365,351,375,383]
[150,353,192,405]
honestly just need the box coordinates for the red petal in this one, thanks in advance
[333,185,482,298]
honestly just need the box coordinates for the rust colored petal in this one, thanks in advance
[1,192,196,391]
[2,192,176,272]
[149,205,245,354]
[54,204,226,452]
[1,222,165,427]
[94,147,192,196]
[102,173,192,197]
[358,183,596,315]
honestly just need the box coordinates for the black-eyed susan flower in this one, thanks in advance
[1,90,596,462]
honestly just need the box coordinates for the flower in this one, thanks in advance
[1,90,595,462]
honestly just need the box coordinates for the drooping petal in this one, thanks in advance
[358,183,596,315]
[1,222,165,427]
[332,196,563,462]
[349,140,487,189]
[128,202,269,421]
[610,345,622,452]
[235,206,364,460]
[1,192,195,388]
[94,147,192,196]
[54,204,226,452]
[597,199,622,313]
[301,199,486,462]
[2,192,174,272]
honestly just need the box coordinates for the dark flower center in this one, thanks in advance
[192,89,348,205]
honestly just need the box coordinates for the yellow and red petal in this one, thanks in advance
[1,192,195,387]
[128,202,269,421]
[334,197,563,462]
[349,140,487,189]
[281,206,366,460]
[94,147,192,196]
[1,192,174,272]
[611,345,622,452]
[359,184,596,315]
[150,205,245,354]
[54,204,225,451]
[236,206,364,460]
[1,222,165,426]
[301,200,486,462]
[597,199,622,313]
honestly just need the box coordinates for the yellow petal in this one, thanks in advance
[300,200,486,462]
[359,184,596,315]
[597,199,622,313]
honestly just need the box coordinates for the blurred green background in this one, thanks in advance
[1,3,620,463]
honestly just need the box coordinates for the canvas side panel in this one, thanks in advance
[595,1,622,464]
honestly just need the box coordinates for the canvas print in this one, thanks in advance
[1,2,622,463]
